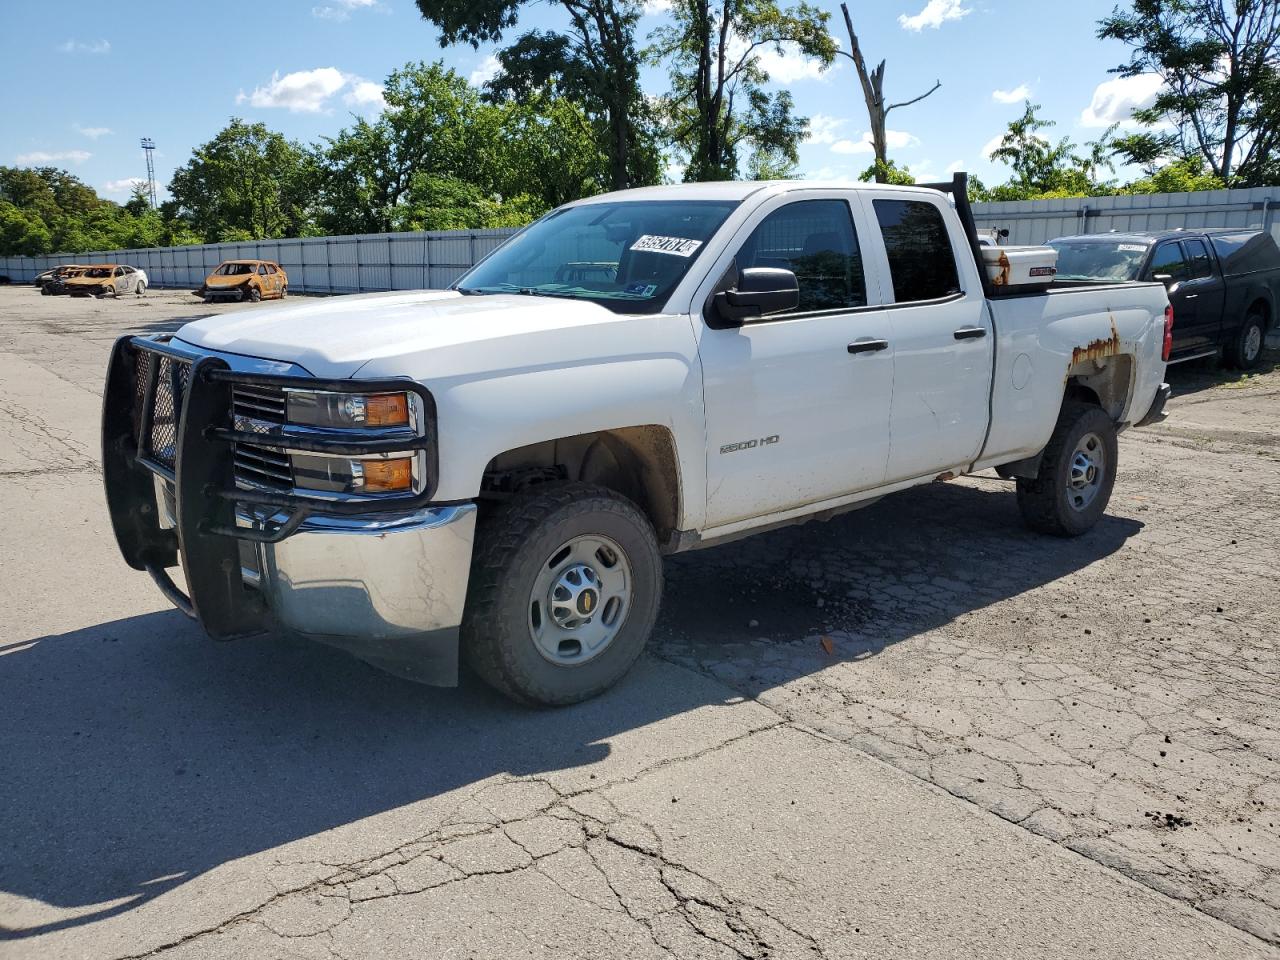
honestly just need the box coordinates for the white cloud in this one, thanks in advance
[312,0,378,21]
[945,159,965,174]
[58,38,110,54]
[1080,73,1164,127]
[801,165,860,185]
[982,134,1006,159]
[805,114,847,145]
[237,67,349,113]
[104,177,147,195]
[15,150,92,166]
[899,0,971,32]
[344,78,387,112]
[641,0,672,13]
[992,84,1030,104]
[831,130,919,154]
[469,54,502,88]
[756,42,836,83]
[75,125,113,139]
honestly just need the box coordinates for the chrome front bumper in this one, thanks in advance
[157,477,477,684]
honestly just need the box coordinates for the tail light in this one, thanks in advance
[1162,304,1174,362]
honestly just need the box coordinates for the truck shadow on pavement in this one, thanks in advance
[0,482,1141,939]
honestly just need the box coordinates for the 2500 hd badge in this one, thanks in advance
[721,435,781,455]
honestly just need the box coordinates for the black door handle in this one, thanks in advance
[954,327,988,340]
[847,339,890,354]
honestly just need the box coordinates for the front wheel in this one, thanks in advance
[246,285,262,302]
[461,483,663,706]
[1226,309,1266,370]
[136,281,146,296]
[1016,402,1118,537]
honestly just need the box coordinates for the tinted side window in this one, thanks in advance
[1184,239,1212,279]
[1149,241,1189,281]
[873,199,961,302]
[735,200,866,313]
[1211,231,1280,275]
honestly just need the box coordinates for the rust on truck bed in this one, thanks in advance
[1071,316,1122,366]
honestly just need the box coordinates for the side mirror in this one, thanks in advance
[714,267,799,323]
[1152,273,1174,286]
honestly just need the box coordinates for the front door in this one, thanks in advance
[1148,240,1209,355]
[698,196,895,528]
[865,195,993,483]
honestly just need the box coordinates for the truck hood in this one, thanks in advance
[175,290,655,379]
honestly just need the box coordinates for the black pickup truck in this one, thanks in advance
[1049,229,1280,369]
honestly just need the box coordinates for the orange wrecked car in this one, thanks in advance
[194,259,288,303]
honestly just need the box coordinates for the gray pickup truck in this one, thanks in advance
[1050,229,1280,369]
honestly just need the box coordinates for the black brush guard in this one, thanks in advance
[102,335,439,639]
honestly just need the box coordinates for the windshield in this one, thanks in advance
[1049,240,1150,281]
[455,200,740,313]
[215,262,254,276]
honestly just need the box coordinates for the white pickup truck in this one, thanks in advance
[103,175,1172,705]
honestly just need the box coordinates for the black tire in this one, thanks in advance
[1225,308,1267,370]
[280,284,288,298]
[247,285,262,302]
[202,295,213,304]
[40,285,50,296]
[1016,402,1118,537]
[461,482,663,706]
[136,281,146,296]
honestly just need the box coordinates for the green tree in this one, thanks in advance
[1121,156,1226,194]
[1099,0,1280,184]
[168,119,315,242]
[317,62,604,234]
[988,102,1116,199]
[415,0,658,191]
[650,0,836,181]
[858,158,915,185]
[317,62,498,234]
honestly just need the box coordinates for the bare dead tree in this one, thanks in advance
[838,2,941,180]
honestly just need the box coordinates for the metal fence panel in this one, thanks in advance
[4,187,1277,290]
[972,185,1280,245]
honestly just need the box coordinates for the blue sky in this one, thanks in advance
[0,0,1161,203]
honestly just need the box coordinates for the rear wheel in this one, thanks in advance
[1226,308,1266,370]
[1016,402,1118,537]
[280,284,288,298]
[461,483,662,706]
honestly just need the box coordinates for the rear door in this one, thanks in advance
[865,195,993,483]
[697,194,895,527]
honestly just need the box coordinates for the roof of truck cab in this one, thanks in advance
[1052,228,1259,244]
[565,180,947,206]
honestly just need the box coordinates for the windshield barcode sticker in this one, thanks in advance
[1118,244,1148,252]
[630,235,703,257]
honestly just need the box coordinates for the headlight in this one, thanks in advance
[287,391,411,429]
[291,453,415,494]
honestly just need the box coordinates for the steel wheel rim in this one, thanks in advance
[529,534,633,666]
[1245,323,1263,362]
[1067,431,1106,511]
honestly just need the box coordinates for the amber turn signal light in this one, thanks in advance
[362,457,413,493]
[365,393,410,428]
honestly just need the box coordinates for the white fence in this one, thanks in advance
[3,186,1279,290]
[0,229,518,292]
[971,185,1280,246]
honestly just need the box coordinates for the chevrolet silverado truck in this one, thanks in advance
[103,175,1172,706]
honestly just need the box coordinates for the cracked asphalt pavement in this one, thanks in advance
[0,285,1277,959]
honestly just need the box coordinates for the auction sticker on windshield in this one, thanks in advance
[1119,244,1149,252]
[630,235,703,257]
